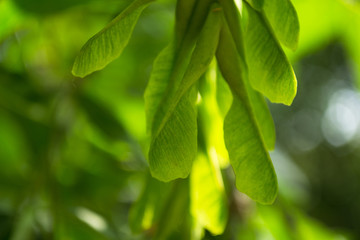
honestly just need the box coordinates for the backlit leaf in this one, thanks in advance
[216,21,278,204]
[262,0,300,50]
[214,5,275,149]
[190,152,227,235]
[216,70,276,151]
[198,63,230,167]
[72,0,153,78]
[244,3,297,106]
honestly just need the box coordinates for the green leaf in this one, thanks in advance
[216,21,278,204]
[145,0,219,135]
[246,86,276,150]
[146,57,198,181]
[244,3,297,106]
[190,152,227,235]
[144,43,176,134]
[212,7,275,150]
[177,0,216,51]
[216,70,276,151]
[72,0,153,78]
[262,0,300,50]
[174,0,197,47]
[224,96,278,204]
[224,94,277,204]
[146,5,222,181]
[245,0,264,10]
[219,0,246,60]
[171,6,222,101]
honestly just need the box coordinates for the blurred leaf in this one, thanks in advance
[257,202,350,240]
[198,63,230,167]
[215,69,232,118]
[3,112,49,158]
[10,204,34,240]
[72,0,154,78]
[257,205,295,240]
[262,0,299,50]
[129,174,172,233]
[153,180,190,240]
[296,211,348,240]
[0,111,30,176]
[78,93,128,141]
[236,222,257,240]
[12,0,91,15]
[190,152,227,235]
[147,6,221,181]
[55,210,110,240]
[0,0,24,40]
[341,5,360,88]
[58,131,135,208]
[0,212,12,239]
[245,0,263,10]
[78,93,147,168]
[244,3,297,106]
[216,21,278,204]
[288,0,344,61]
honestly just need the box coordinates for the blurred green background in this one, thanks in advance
[1,0,360,239]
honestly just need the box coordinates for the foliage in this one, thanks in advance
[73,0,298,205]
[1,0,360,239]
